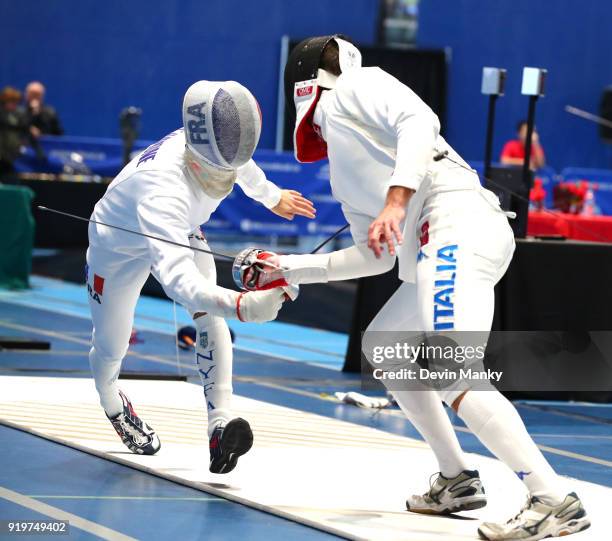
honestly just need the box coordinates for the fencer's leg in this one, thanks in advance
[193,312,234,437]
[87,248,160,455]
[189,231,252,473]
[365,282,471,478]
[87,248,150,417]
[188,231,236,434]
[456,390,566,503]
[423,220,567,505]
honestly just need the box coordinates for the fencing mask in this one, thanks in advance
[182,81,262,198]
[284,35,361,163]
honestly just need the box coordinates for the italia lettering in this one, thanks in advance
[437,244,458,262]
[433,245,458,330]
[434,287,454,307]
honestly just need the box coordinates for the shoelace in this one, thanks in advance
[423,472,443,498]
[506,496,536,525]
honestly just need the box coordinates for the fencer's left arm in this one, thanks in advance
[339,69,440,193]
[235,159,282,209]
[367,185,414,257]
[236,159,316,220]
[339,70,439,256]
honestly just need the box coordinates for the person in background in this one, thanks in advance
[23,81,63,138]
[0,86,29,177]
[500,120,546,169]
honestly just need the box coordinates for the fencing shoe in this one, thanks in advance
[478,492,590,540]
[107,390,161,455]
[406,470,487,514]
[209,417,253,474]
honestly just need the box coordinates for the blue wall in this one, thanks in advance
[1,0,378,148]
[5,1,610,169]
[418,0,612,169]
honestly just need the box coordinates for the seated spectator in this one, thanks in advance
[23,81,63,137]
[500,120,546,170]
[0,86,29,177]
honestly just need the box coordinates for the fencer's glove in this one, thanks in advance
[233,249,288,291]
[235,288,286,323]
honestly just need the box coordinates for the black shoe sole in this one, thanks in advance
[209,418,254,474]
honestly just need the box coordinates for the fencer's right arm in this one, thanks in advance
[279,243,396,284]
[137,195,284,322]
[236,244,396,291]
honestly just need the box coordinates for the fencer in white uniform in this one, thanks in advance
[87,80,314,474]
[239,36,589,539]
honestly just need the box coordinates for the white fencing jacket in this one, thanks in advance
[88,128,281,315]
[313,67,480,282]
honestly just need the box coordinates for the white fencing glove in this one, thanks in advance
[236,288,286,323]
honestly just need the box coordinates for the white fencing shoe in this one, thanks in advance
[478,492,590,540]
[406,469,487,515]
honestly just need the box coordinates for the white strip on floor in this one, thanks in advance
[0,376,606,540]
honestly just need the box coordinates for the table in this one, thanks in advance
[527,211,612,242]
[0,185,34,289]
[345,239,612,401]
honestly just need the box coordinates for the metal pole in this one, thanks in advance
[484,94,498,178]
[275,35,290,153]
[521,95,538,189]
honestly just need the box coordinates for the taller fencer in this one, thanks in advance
[239,36,590,539]
[87,81,314,474]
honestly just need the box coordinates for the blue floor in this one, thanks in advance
[1,277,611,540]
[0,426,338,541]
[0,275,347,369]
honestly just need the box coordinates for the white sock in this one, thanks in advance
[457,390,566,504]
[194,314,233,438]
[392,390,471,477]
[89,346,123,417]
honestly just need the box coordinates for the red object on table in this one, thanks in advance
[529,178,546,210]
[527,211,612,242]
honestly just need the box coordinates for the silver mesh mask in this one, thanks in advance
[182,80,262,170]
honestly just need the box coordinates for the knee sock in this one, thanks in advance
[89,346,123,417]
[392,390,471,478]
[457,390,566,504]
[194,314,233,437]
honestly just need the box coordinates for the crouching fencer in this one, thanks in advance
[235,36,590,539]
[86,81,315,473]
